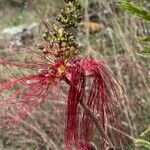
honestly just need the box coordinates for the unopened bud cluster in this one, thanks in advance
[56,0,82,28]
[39,0,82,61]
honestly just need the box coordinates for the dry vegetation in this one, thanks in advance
[0,0,149,149]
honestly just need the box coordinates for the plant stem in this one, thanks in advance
[63,76,115,149]
[79,100,115,150]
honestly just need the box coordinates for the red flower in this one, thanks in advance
[0,57,122,149]
[64,57,122,149]
[0,59,64,126]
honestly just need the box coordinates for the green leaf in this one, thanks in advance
[138,48,150,58]
[139,36,150,42]
[140,48,150,54]
[134,139,150,149]
[140,127,150,138]
[118,0,150,21]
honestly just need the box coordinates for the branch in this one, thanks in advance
[63,76,115,149]
[79,100,115,150]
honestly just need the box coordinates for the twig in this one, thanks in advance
[64,76,115,150]
[79,100,115,150]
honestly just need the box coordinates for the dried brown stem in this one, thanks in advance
[64,76,115,150]
[79,100,115,150]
